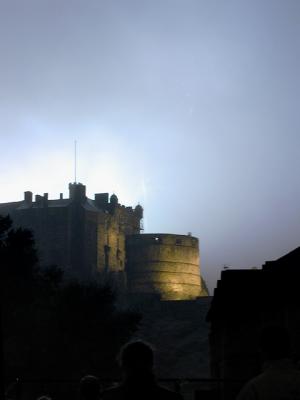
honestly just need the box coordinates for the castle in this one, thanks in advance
[0,183,208,300]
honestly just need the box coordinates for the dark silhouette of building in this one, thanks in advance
[0,183,208,299]
[207,248,300,399]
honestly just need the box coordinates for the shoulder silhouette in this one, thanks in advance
[237,326,300,400]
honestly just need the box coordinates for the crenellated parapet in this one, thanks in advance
[0,183,208,301]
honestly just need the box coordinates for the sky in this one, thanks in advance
[0,0,299,292]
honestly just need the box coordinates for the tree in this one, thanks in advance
[0,215,37,281]
[0,215,140,388]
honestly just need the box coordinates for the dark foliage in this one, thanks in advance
[0,215,38,280]
[0,215,141,381]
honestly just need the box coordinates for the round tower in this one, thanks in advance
[126,233,203,300]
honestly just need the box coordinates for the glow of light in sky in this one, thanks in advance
[0,0,299,293]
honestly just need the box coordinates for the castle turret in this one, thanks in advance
[126,233,204,300]
[110,193,118,205]
[69,183,86,202]
[109,193,118,214]
[24,191,32,205]
[134,204,143,219]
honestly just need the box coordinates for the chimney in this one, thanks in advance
[95,193,109,209]
[43,193,48,207]
[60,193,63,200]
[24,191,32,205]
[35,195,43,206]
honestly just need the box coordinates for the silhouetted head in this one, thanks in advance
[260,325,291,361]
[119,340,154,378]
[79,375,101,400]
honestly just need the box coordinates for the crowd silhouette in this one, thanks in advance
[32,334,300,400]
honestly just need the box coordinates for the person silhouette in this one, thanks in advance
[102,340,183,400]
[80,375,101,400]
[237,325,300,400]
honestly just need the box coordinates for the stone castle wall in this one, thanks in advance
[0,184,207,300]
[126,233,203,300]
[9,205,72,271]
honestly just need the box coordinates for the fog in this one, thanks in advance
[0,0,299,292]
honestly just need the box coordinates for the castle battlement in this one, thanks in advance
[0,183,207,300]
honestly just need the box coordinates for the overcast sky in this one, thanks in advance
[0,0,299,292]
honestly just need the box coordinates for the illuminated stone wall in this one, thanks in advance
[0,184,208,301]
[126,233,203,300]
[95,206,139,275]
